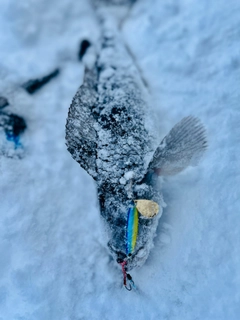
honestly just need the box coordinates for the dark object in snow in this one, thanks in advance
[22,69,60,94]
[5,114,26,138]
[66,8,207,290]
[0,112,26,145]
[78,40,91,61]
[0,97,9,109]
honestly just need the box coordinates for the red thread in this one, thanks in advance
[119,261,127,286]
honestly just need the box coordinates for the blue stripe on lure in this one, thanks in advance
[126,206,139,255]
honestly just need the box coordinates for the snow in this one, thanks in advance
[0,0,240,319]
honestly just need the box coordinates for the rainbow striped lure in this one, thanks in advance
[126,205,139,255]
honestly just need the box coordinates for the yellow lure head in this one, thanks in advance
[134,200,159,218]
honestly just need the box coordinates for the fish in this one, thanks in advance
[65,8,207,290]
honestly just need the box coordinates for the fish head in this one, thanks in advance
[98,175,163,270]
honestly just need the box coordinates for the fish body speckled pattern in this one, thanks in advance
[66,0,207,278]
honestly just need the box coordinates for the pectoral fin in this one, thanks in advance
[149,116,207,175]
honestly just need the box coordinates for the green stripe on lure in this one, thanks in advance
[126,206,139,255]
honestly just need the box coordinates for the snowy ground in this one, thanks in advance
[0,0,239,319]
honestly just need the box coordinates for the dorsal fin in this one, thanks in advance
[65,69,98,179]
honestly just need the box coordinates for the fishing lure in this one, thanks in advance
[122,200,161,289]
[126,205,139,255]
[66,7,207,290]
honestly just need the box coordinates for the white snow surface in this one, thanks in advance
[0,0,240,319]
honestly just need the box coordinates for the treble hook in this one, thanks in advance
[125,283,132,291]
[126,273,135,291]
[119,260,136,291]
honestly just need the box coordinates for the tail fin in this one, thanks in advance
[149,116,208,175]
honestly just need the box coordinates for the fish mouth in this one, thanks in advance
[108,242,127,262]
[108,242,146,269]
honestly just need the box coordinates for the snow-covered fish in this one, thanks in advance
[66,5,207,290]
